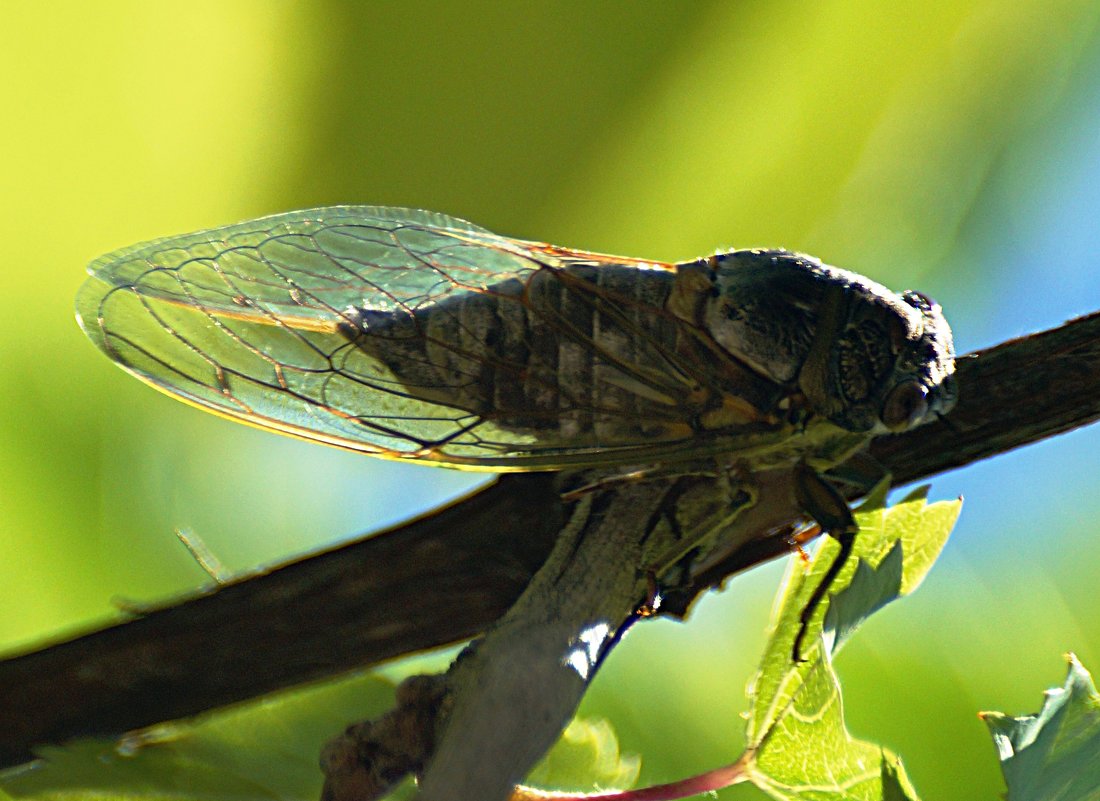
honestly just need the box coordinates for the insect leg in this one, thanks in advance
[559,460,728,503]
[560,468,660,503]
[634,478,696,616]
[642,471,757,586]
[825,450,889,493]
[791,464,858,662]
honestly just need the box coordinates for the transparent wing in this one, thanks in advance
[77,206,762,470]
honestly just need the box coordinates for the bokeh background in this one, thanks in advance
[3,2,1100,799]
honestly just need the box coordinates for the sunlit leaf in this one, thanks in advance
[981,654,1100,801]
[741,486,961,800]
[524,718,640,794]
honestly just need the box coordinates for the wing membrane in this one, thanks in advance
[77,206,758,470]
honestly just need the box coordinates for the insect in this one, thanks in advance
[76,206,956,659]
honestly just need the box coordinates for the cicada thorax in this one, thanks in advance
[339,260,793,451]
[700,249,956,440]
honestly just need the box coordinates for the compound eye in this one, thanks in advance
[881,380,929,431]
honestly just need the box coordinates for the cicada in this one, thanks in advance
[76,206,956,658]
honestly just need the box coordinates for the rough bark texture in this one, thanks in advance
[1,311,1099,770]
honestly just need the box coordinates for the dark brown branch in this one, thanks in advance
[2,311,1100,770]
[0,474,564,769]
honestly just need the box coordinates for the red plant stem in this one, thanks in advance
[510,757,749,801]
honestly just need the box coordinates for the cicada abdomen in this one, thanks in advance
[338,258,799,454]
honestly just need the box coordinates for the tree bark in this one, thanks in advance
[1,310,1099,770]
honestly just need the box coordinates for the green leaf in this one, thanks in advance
[525,718,640,793]
[0,673,398,800]
[981,654,1100,801]
[742,484,961,801]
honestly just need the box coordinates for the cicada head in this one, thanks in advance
[702,250,956,436]
[877,288,957,431]
[836,285,957,434]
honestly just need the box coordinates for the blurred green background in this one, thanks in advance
[3,2,1100,798]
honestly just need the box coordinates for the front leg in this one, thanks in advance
[641,466,758,588]
[791,464,859,662]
